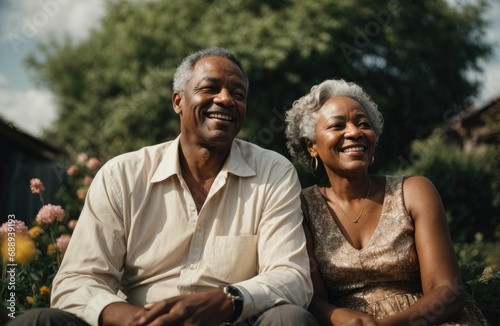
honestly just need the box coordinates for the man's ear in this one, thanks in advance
[172,91,182,114]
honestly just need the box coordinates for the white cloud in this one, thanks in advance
[0,73,7,86]
[0,87,57,137]
[0,0,106,137]
[1,0,106,45]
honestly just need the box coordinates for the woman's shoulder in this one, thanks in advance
[384,174,434,190]
[401,175,436,192]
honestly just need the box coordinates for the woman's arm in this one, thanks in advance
[378,176,464,326]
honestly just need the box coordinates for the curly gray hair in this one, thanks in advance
[173,47,249,93]
[285,79,384,170]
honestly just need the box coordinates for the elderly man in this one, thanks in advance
[11,47,317,326]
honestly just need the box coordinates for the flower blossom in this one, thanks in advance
[36,204,65,224]
[0,220,29,236]
[66,165,79,176]
[28,226,43,238]
[82,175,93,186]
[39,285,51,296]
[56,234,71,254]
[77,153,88,164]
[1,234,36,264]
[86,158,100,171]
[67,219,78,230]
[30,178,45,194]
[76,188,88,200]
[47,243,57,256]
[26,296,35,305]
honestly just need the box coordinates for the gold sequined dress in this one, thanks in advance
[302,175,489,325]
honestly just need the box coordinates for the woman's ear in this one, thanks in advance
[307,140,316,157]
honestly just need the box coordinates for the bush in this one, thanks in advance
[460,261,500,323]
[392,131,500,244]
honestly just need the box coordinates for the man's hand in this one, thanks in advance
[100,302,144,326]
[130,288,233,326]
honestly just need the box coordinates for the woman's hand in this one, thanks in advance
[331,308,379,326]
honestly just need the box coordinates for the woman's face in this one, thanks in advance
[308,96,376,176]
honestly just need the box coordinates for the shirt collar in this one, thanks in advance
[150,137,256,184]
[224,140,256,178]
[150,136,181,183]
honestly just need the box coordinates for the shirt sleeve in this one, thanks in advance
[50,165,128,326]
[233,164,313,321]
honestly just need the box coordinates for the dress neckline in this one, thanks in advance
[313,176,389,251]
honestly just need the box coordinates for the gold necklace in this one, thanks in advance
[329,177,372,223]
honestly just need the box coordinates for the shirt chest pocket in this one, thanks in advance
[206,235,258,284]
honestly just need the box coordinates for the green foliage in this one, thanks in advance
[460,261,500,323]
[393,131,500,243]
[12,254,59,309]
[456,235,500,269]
[25,0,493,169]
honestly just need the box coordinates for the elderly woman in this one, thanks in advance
[285,79,489,325]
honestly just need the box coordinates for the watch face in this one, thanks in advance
[223,285,244,323]
[226,286,244,301]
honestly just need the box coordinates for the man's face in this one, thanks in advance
[173,56,247,148]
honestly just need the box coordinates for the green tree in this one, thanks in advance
[27,0,493,174]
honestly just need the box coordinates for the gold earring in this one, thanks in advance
[311,156,319,172]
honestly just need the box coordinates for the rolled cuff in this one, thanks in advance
[83,292,127,326]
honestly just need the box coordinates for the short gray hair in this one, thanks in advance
[173,47,249,93]
[285,79,384,170]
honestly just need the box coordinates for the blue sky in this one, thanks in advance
[0,0,499,137]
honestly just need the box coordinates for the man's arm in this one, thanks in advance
[233,164,313,321]
[51,165,129,325]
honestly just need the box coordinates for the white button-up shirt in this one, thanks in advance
[51,136,313,325]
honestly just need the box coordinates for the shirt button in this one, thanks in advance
[196,225,201,231]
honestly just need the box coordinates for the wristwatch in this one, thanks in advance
[221,285,244,325]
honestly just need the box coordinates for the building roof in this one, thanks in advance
[0,118,64,161]
[446,95,500,150]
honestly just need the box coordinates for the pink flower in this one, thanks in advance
[36,204,65,224]
[66,165,79,176]
[0,220,29,236]
[76,188,87,200]
[67,219,78,230]
[86,158,100,171]
[56,234,71,253]
[77,153,88,164]
[30,178,45,194]
[82,175,93,186]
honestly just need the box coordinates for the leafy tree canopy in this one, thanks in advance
[27,0,493,183]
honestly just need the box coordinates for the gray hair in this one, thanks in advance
[173,47,249,93]
[285,79,384,170]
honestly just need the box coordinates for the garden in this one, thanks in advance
[0,154,100,322]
